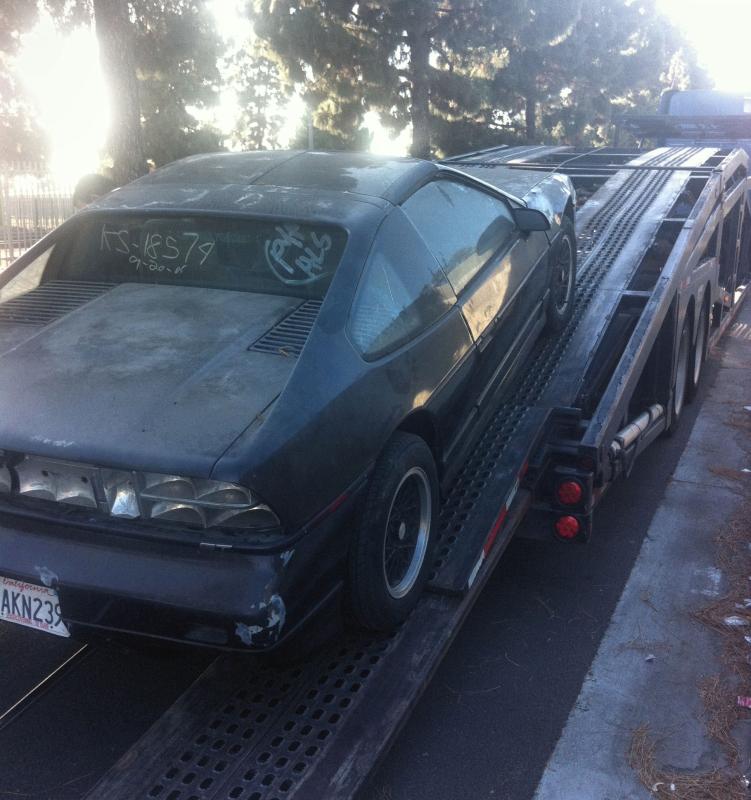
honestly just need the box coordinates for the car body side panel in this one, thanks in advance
[423,319,479,465]
[446,231,550,461]
[212,308,476,530]
[460,230,549,342]
[522,173,575,237]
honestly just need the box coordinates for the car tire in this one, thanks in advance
[545,217,577,332]
[347,432,439,632]
[665,317,691,436]
[687,300,709,402]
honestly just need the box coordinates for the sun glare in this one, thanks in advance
[656,0,751,93]
[208,0,253,44]
[17,12,109,182]
[365,112,411,156]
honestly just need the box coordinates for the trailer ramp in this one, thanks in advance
[87,146,721,800]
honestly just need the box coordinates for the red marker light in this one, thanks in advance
[555,515,580,540]
[556,480,584,506]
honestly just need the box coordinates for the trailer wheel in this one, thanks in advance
[665,318,691,436]
[546,218,577,332]
[347,432,439,631]
[688,300,709,401]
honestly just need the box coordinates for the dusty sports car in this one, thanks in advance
[0,150,575,650]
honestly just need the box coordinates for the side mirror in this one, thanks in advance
[512,207,551,233]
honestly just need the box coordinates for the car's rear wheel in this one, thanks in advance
[545,217,577,332]
[347,432,439,631]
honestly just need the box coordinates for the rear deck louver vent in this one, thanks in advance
[250,299,322,357]
[0,281,114,326]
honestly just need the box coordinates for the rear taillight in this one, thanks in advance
[555,515,580,540]
[556,479,583,506]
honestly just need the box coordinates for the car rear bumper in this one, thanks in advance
[0,494,359,651]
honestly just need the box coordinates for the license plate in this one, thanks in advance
[0,576,70,638]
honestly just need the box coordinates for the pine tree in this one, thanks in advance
[0,2,48,161]
[250,0,496,157]
[134,1,224,166]
[231,48,288,151]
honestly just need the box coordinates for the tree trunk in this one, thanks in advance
[407,7,431,159]
[525,94,537,142]
[93,0,145,184]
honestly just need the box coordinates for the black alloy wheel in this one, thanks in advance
[546,217,577,332]
[347,432,439,631]
[382,466,432,600]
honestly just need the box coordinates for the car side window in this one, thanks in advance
[402,179,516,295]
[349,209,455,360]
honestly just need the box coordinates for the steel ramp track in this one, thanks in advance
[85,146,719,800]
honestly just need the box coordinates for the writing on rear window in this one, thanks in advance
[100,224,216,276]
[63,215,348,301]
[265,224,333,285]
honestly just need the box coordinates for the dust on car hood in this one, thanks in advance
[0,283,301,476]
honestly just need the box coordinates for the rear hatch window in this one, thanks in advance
[54,214,348,300]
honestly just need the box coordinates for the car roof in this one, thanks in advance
[87,151,439,220]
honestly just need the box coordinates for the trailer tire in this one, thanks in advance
[545,218,577,332]
[688,300,709,402]
[665,318,691,436]
[347,432,439,632]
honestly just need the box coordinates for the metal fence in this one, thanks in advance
[0,163,74,272]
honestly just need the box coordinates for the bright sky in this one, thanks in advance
[13,0,751,181]
[655,0,751,93]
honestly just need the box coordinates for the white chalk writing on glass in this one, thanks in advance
[164,236,180,260]
[264,225,333,285]
[127,254,188,275]
[100,226,130,255]
[99,224,215,276]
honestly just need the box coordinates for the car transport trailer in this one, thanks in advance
[35,144,749,800]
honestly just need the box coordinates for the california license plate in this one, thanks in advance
[0,576,70,637]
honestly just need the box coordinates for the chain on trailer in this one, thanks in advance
[85,146,723,800]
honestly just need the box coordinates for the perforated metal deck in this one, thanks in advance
[86,147,715,800]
